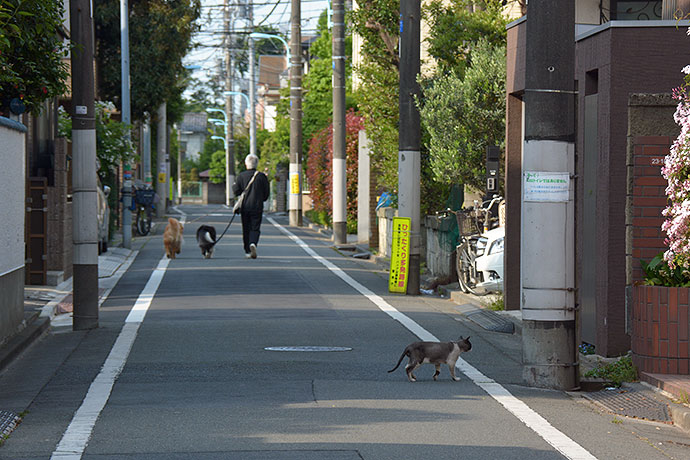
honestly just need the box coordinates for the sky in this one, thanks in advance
[183,0,329,84]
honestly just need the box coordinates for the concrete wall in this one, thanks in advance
[0,117,27,345]
[377,207,398,259]
[205,181,226,204]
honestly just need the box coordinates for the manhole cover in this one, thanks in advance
[583,388,671,422]
[0,411,20,438]
[264,346,353,352]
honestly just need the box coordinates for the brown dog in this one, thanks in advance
[163,218,184,259]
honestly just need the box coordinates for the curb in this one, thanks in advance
[0,314,50,372]
[640,377,690,434]
[439,284,523,335]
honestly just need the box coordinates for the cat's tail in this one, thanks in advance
[388,349,409,373]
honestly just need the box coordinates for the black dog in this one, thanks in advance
[195,225,217,259]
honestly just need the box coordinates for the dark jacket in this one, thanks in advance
[232,169,270,211]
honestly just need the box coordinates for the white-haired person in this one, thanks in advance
[232,154,270,258]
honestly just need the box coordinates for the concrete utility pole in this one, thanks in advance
[143,114,151,186]
[398,0,421,295]
[156,103,167,217]
[121,0,132,249]
[289,0,303,226]
[332,0,347,244]
[70,0,99,330]
[224,0,235,206]
[521,0,577,390]
[248,5,257,158]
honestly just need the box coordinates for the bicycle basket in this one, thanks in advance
[135,189,156,206]
[456,211,479,237]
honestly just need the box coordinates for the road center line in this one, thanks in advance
[51,256,170,460]
[268,216,597,460]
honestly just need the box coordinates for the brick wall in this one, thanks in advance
[626,136,670,283]
[632,285,690,374]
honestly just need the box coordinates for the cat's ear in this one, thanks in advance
[465,336,470,341]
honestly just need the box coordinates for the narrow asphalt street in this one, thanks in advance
[1,205,689,459]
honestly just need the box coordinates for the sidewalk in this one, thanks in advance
[438,282,690,433]
[0,243,138,372]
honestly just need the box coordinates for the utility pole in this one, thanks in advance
[248,4,257,158]
[143,114,151,186]
[289,0,303,226]
[156,103,167,217]
[224,0,235,206]
[521,0,577,390]
[71,0,99,330]
[398,0,421,295]
[332,0,347,244]
[121,0,132,249]
[176,124,182,204]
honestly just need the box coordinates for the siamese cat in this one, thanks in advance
[388,336,472,382]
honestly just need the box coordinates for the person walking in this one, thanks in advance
[233,154,270,259]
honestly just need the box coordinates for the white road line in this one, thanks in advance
[267,217,597,460]
[51,257,170,460]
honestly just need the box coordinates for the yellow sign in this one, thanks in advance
[389,217,411,293]
[290,172,300,194]
[158,172,166,183]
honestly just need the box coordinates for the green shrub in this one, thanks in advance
[583,355,638,387]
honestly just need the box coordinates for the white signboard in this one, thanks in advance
[524,171,570,202]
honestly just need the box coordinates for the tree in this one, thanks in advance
[419,41,506,191]
[94,0,201,122]
[424,0,508,75]
[0,0,70,115]
[350,0,400,195]
[419,0,507,196]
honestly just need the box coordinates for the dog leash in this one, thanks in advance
[209,212,237,247]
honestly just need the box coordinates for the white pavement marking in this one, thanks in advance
[50,257,170,460]
[267,217,598,460]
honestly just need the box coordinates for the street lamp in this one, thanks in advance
[208,118,226,126]
[248,32,291,62]
[206,107,233,206]
[223,91,255,167]
[211,135,227,149]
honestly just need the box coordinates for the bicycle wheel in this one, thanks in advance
[136,208,151,236]
[456,243,478,295]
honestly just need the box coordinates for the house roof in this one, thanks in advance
[179,112,208,133]
[258,55,288,89]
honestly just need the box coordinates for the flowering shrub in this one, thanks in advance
[305,111,365,233]
[661,63,690,274]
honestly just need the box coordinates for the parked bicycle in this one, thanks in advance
[132,185,157,236]
[448,195,504,295]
